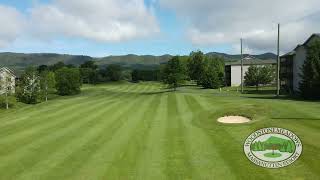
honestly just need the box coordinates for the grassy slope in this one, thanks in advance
[0,82,319,180]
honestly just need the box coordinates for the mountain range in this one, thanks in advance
[0,52,277,73]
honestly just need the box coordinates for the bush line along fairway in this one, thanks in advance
[0,82,319,179]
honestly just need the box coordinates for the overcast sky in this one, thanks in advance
[0,0,319,56]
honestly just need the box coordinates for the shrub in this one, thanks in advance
[0,96,16,108]
[16,67,42,104]
[55,67,81,96]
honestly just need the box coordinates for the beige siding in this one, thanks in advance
[0,68,16,94]
[293,46,305,92]
[231,65,249,86]
[292,36,320,92]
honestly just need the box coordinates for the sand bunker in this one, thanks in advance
[217,116,251,124]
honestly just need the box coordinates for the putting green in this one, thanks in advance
[264,152,282,158]
[0,82,319,179]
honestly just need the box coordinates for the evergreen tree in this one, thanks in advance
[299,40,320,99]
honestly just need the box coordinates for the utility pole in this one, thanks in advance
[241,38,244,93]
[276,24,280,97]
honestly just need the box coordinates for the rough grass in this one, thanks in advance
[0,82,319,179]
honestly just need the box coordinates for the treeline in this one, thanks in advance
[38,61,127,85]
[11,50,226,106]
[3,61,132,106]
[250,140,295,153]
[161,51,225,90]
[132,69,160,82]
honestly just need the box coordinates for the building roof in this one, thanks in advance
[281,33,320,58]
[0,67,16,77]
[294,33,320,50]
[225,59,276,66]
[281,50,296,58]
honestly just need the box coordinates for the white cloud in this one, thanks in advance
[29,0,160,42]
[159,0,320,53]
[0,5,25,47]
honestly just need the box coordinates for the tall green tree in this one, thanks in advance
[16,67,42,104]
[199,56,225,89]
[80,61,98,84]
[50,61,65,71]
[162,56,185,91]
[299,40,320,99]
[105,64,122,81]
[37,65,49,73]
[55,67,81,96]
[40,71,56,102]
[80,61,98,70]
[131,69,139,82]
[244,65,275,90]
[187,51,205,84]
[80,68,98,84]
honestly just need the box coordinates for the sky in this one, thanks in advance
[0,0,319,57]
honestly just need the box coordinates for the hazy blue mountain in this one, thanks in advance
[206,52,277,61]
[0,52,277,74]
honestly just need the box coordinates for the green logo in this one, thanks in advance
[244,127,302,168]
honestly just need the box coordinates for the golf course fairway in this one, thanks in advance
[0,82,319,179]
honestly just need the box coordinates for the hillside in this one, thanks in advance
[206,52,277,61]
[0,52,94,73]
[0,52,276,73]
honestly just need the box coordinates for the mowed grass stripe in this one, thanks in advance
[0,83,144,179]
[0,95,96,124]
[0,90,134,157]
[38,83,154,179]
[135,94,168,179]
[0,97,121,176]
[164,93,193,179]
[0,91,123,146]
[101,94,161,178]
[0,83,137,135]
[68,87,156,180]
[0,90,123,132]
[0,82,132,121]
[177,94,236,179]
[0,83,134,123]
[14,85,148,180]
[0,83,136,123]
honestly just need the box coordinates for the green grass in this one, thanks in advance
[0,82,319,179]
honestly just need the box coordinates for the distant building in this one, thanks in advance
[280,34,320,93]
[0,67,16,94]
[225,59,276,87]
